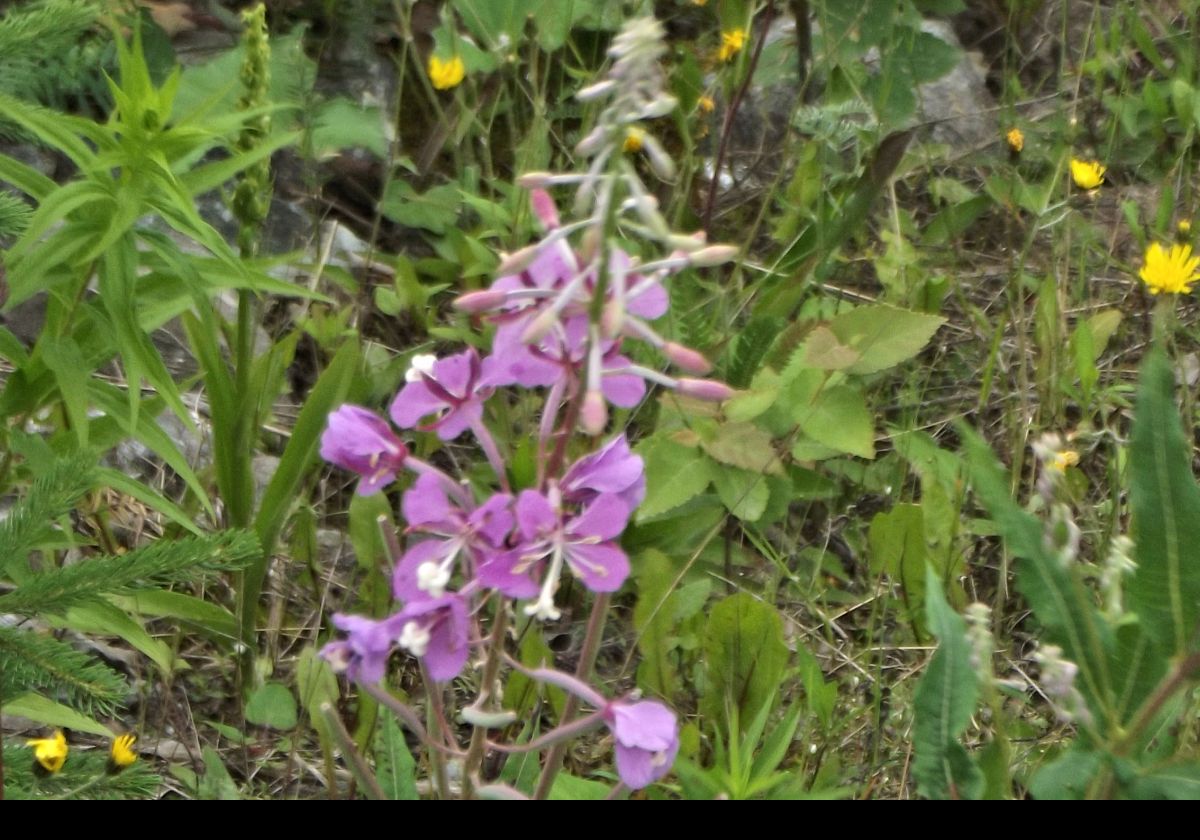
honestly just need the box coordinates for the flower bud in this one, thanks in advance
[453,289,508,313]
[663,342,713,374]
[580,390,608,435]
[676,378,734,402]
[689,244,739,267]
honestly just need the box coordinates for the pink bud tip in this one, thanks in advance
[601,299,625,339]
[580,390,608,435]
[676,378,734,402]
[664,342,713,374]
[453,289,508,313]
[530,189,561,230]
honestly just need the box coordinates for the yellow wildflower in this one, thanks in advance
[27,730,68,774]
[1005,126,1024,154]
[1139,242,1200,295]
[623,127,645,154]
[697,95,715,114]
[1070,158,1105,190]
[427,55,465,91]
[1178,219,1191,234]
[1052,450,1080,472]
[108,733,137,773]
[717,28,746,63]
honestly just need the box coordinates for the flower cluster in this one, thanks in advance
[317,16,711,796]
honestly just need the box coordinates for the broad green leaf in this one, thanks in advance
[1127,763,1200,799]
[62,601,176,675]
[245,682,298,730]
[94,467,203,537]
[794,383,875,459]
[117,590,237,644]
[712,465,770,522]
[701,421,784,475]
[375,712,419,800]
[41,335,91,447]
[912,566,982,800]
[199,746,241,799]
[4,692,112,737]
[701,594,789,733]
[1128,350,1200,656]
[636,437,713,520]
[828,304,945,375]
[549,772,612,800]
[1029,747,1104,800]
[801,325,861,370]
[725,368,781,423]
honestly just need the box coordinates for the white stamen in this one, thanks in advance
[417,561,451,597]
[398,621,431,657]
[406,354,438,383]
[524,544,565,621]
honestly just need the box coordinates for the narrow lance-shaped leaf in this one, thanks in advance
[1128,349,1200,656]
[912,565,982,800]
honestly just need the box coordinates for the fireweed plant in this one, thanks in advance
[318,18,737,798]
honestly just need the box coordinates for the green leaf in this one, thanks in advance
[62,601,176,675]
[636,437,713,520]
[701,594,789,733]
[912,565,982,800]
[1029,748,1104,800]
[198,746,241,799]
[1127,763,1200,799]
[868,503,928,634]
[725,369,781,423]
[701,422,784,475]
[245,682,299,730]
[633,550,680,698]
[549,772,612,800]
[828,305,945,375]
[375,712,419,800]
[116,590,237,644]
[794,383,875,459]
[801,325,861,370]
[712,465,770,522]
[1128,349,1200,656]
[4,692,113,737]
[40,335,91,447]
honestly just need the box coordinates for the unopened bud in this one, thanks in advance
[530,189,560,230]
[676,378,734,402]
[517,172,555,189]
[453,289,508,313]
[496,244,541,276]
[689,244,739,267]
[580,390,608,435]
[521,308,559,344]
[601,299,625,339]
[664,342,713,374]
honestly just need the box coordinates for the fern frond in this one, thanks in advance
[0,625,128,713]
[0,452,96,571]
[0,531,261,617]
[0,190,32,238]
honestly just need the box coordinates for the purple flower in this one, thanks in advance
[484,316,646,408]
[562,434,645,512]
[320,405,409,495]
[605,699,680,789]
[321,613,401,683]
[390,349,495,441]
[479,487,630,619]
[394,594,471,682]
[393,476,513,601]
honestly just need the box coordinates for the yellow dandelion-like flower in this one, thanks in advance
[1070,158,1105,190]
[1006,126,1024,154]
[108,733,137,773]
[1052,450,1080,472]
[717,28,746,63]
[697,95,715,114]
[1139,242,1200,295]
[427,55,465,91]
[1178,219,1192,234]
[27,730,68,774]
[623,126,645,154]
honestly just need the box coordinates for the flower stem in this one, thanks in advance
[531,592,611,799]
[461,606,510,798]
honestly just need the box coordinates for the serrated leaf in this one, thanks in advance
[701,422,783,475]
[802,325,861,370]
[828,305,945,375]
[725,368,781,422]
[636,437,714,520]
[712,465,770,522]
[633,550,680,698]
[794,384,875,459]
